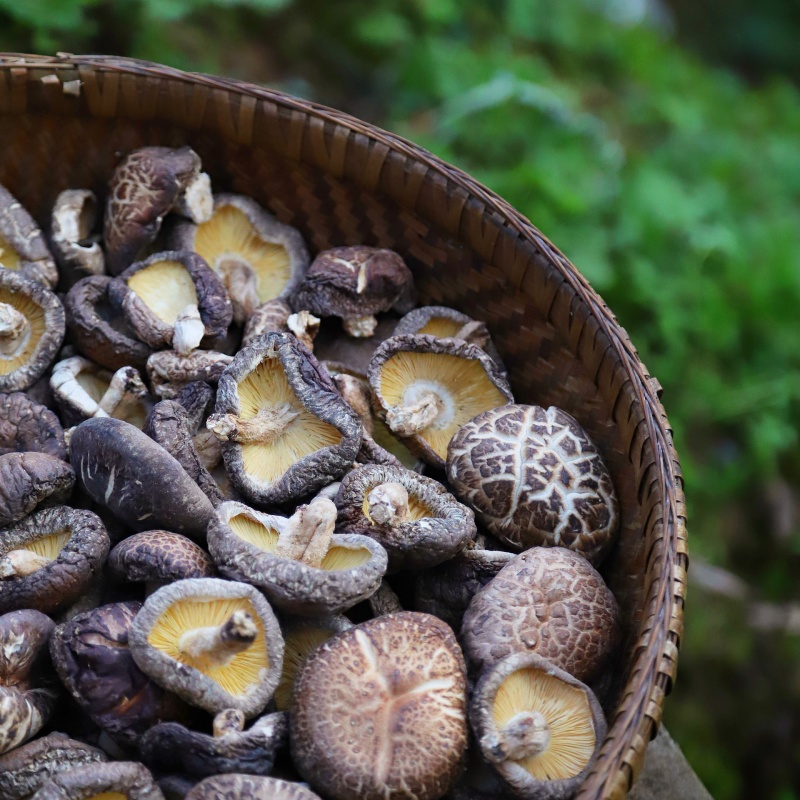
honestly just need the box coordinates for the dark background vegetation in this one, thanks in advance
[3,1,800,797]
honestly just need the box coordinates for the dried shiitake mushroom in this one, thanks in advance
[207,332,362,505]
[291,612,468,800]
[186,775,322,800]
[242,298,320,353]
[50,189,105,288]
[291,246,415,338]
[470,652,606,800]
[171,194,309,325]
[30,761,163,800]
[0,451,74,528]
[369,334,513,468]
[461,548,621,684]
[335,464,477,571]
[208,497,387,616]
[0,392,66,459]
[129,577,284,717]
[147,349,232,400]
[447,405,619,565]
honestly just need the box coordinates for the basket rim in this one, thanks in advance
[0,52,688,799]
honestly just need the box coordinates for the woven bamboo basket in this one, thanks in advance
[0,53,687,799]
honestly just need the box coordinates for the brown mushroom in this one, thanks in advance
[335,464,477,571]
[447,405,619,565]
[291,611,468,800]
[470,653,607,800]
[129,577,285,717]
[0,391,66,459]
[207,332,362,506]
[369,334,513,468]
[242,298,320,353]
[460,548,621,684]
[0,505,109,614]
[186,775,322,800]
[170,194,309,325]
[291,246,415,338]
[147,350,233,399]
[30,761,163,800]
[0,451,74,528]
[208,497,387,616]
[50,189,105,289]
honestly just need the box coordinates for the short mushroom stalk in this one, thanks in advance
[97,366,149,418]
[0,550,51,579]
[342,313,377,338]
[173,303,206,356]
[218,255,260,324]
[483,710,551,763]
[207,403,300,445]
[0,304,29,356]
[333,373,373,436]
[286,310,320,351]
[212,708,246,738]
[174,171,213,223]
[179,609,258,667]
[367,482,410,527]
[274,497,336,568]
[386,389,444,436]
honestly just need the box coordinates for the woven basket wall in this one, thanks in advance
[0,53,687,799]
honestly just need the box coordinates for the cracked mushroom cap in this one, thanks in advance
[0,451,74,528]
[105,145,212,276]
[291,611,468,800]
[0,270,65,392]
[460,548,621,684]
[207,332,362,506]
[129,577,284,717]
[0,184,58,288]
[50,601,189,747]
[0,505,109,614]
[147,349,232,400]
[50,189,105,289]
[335,464,477,572]
[70,417,215,539]
[208,498,387,616]
[369,334,513,468]
[470,653,606,800]
[30,761,163,800]
[0,392,66,459]
[170,194,309,326]
[109,251,232,354]
[447,405,619,565]
[141,708,288,779]
[186,776,322,800]
[0,609,58,755]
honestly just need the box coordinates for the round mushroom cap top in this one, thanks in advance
[447,405,619,565]
[0,392,66,458]
[29,761,163,800]
[108,531,215,585]
[461,548,621,684]
[0,451,74,528]
[186,775,322,800]
[290,611,469,800]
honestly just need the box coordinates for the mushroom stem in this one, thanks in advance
[333,374,374,436]
[172,304,206,356]
[367,482,410,527]
[342,314,378,338]
[0,550,51,578]
[275,497,336,568]
[207,404,300,444]
[217,256,260,325]
[487,711,551,762]
[213,708,246,738]
[178,610,258,666]
[97,366,148,419]
[0,303,29,356]
[386,390,443,436]
[287,310,320,351]
[175,171,213,224]
[193,429,223,471]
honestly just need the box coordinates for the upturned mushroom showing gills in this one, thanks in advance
[170,194,309,325]
[0,451,74,528]
[470,653,606,800]
[208,497,387,616]
[207,332,362,505]
[50,189,105,289]
[0,392,66,459]
[186,775,323,800]
[129,577,284,717]
[29,761,163,800]
[447,405,619,565]
[291,611,468,800]
[369,334,513,468]
[335,464,477,571]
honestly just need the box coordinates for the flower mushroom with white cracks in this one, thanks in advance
[207,497,387,616]
[447,405,619,565]
[0,609,58,755]
[461,548,621,685]
[290,611,469,800]
[0,392,66,459]
[69,417,215,539]
[49,189,105,289]
[140,707,288,779]
[146,349,232,400]
[29,761,164,800]
[0,506,109,614]
[170,193,309,326]
[207,332,362,506]
[0,451,74,528]
[108,251,232,355]
[0,271,65,392]
[470,652,607,800]
[0,183,59,288]
[129,577,284,717]
[186,775,323,800]
[291,245,415,338]
[368,333,513,468]
[50,601,189,748]
[335,464,477,572]
[104,145,213,275]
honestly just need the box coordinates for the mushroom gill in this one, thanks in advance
[416,316,464,339]
[126,259,199,325]
[360,484,430,524]
[0,234,21,271]
[75,370,111,403]
[0,290,45,375]
[275,625,336,711]
[4,530,72,575]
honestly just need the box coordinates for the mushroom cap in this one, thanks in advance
[129,577,285,717]
[211,332,362,505]
[140,710,288,778]
[50,601,189,747]
[0,270,65,392]
[291,611,469,800]
[242,298,292,347]
[0,451,74,528]
[30,761,163,800]
[447,405,619,565]
[147,350,233,399]
[186,775,322,800]
[368,334,513,468]
[208,500,387,616]
[460,548,621,683]
[0,391,66,459]
[64,276,152,371]
[470,653,607,800]
[172,380,216,432]
[108,531,215,585]
[335,464,477,571]
[69,417,215,539]
[0,505,109,614]
[49,189,105,288]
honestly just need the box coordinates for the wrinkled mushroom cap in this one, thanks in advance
[0,451,74,528]
[186,775,322,800]
[30,761,163,800]
[0,392,66,459]
[147,350,232,399]
[108,531,215,586]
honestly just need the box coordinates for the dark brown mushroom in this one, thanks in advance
[147,350,233,399]
[0,392,66,459]
[0,451,74,528]
[242,298,321,352]
[50,189,105,289]
[30,761,163,800]
[186,775,322,800]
